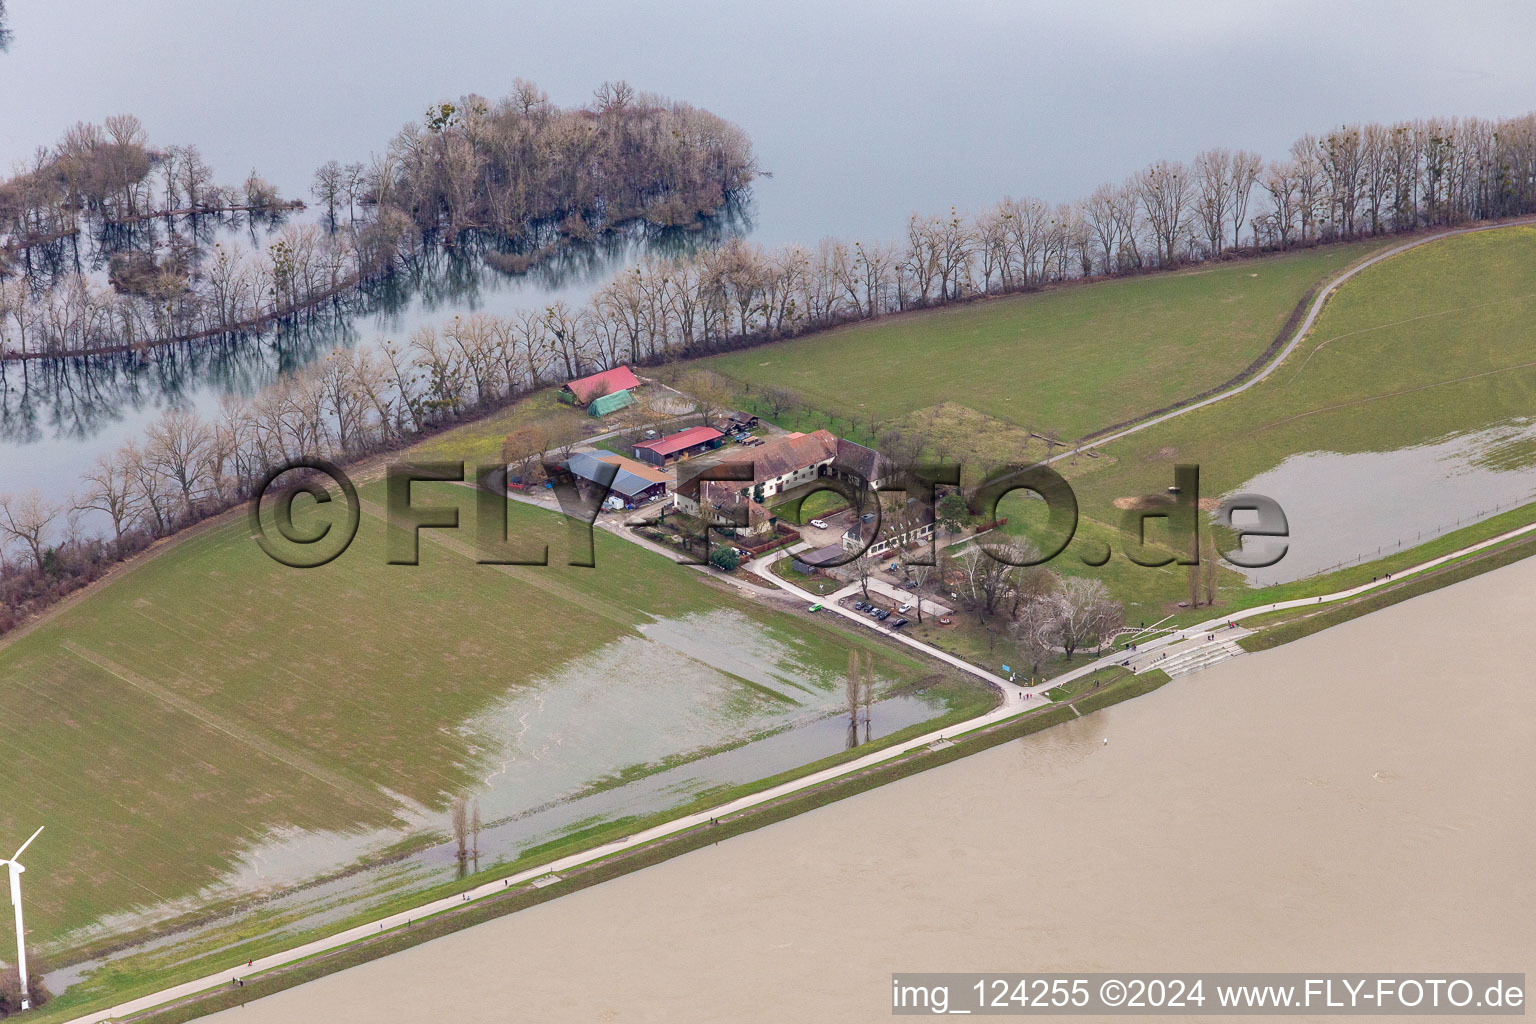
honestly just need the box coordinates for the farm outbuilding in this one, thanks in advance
[792,544,847,574]
[587,389,636,417]
[560,365,641,407]
[565,451,670,506]
[632,426,724,466]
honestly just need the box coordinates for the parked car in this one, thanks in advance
[867,606,882,617]
[876,609,891,621]
[898,603,912,613]
[810,519,829,529]
[892,618,909,628]
[854,601,869,611]
[861,512,877,522]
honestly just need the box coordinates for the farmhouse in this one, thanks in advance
[632,426,724,466]
[671,478,777,537]
[560,365,641,407]
[840,499,936,558]
[700,429,840,503]
[830,437,895,492]
[565,450,670,507]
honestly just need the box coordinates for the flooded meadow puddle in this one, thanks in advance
[1227,421,1536,583]
[45,610,961,993]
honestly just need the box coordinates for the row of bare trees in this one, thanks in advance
[8,110,1531,367]
[0,219,397,357]
[287,115,1536,375]
[0,114,292,256]
[0,82,757,359]
[367,79,756,240]
[927,540,1125,671]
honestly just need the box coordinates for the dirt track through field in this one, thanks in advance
[63,642,398,816]
[354,497,650,629]
[204,543,1536,1024]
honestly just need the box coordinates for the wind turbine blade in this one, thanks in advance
[7,866,18,907]
[11,825,43,861]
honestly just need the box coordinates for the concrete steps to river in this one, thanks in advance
[1129,629,1251,679]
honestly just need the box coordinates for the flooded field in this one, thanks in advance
[1228,421,1536,583]
[43,609,973,996]
[207,548,1536,1024]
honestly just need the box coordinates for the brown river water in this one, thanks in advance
[209,555,1536,1023]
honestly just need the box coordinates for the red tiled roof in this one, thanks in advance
[711,429,839,483]
[564,366,640,404]
[633,426,723,458]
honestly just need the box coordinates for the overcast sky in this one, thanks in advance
[3,0,1535,244]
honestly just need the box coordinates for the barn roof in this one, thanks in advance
[634,426,723,458]
[567,450,668,499]
[565,365,640,404]
[796,544,847,567]
[710,429,839,483]
[834,438,894,483]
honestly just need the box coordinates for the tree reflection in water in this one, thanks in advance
[0,199,752,446]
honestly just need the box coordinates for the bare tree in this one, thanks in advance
[77,450,136,547]
[1193,148,1234,256]
[846,648,870,747]
[124,441,173,536]
[0,490,62,571]
[1009,596,1058,676]
[946,543,1017,619]
[1053,577,1124,660]
[1289,135,1325,241]
[850,547,876,601]
[146,409,214,519]
[899,553,936,623]
[311,160,345,226]
[1229,150,1263,249]
[680,369,735,428]
[1136,160,1190,265]
[451,798,469,862]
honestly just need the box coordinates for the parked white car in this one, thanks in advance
[810,519,829,529]
[898,603,913,613]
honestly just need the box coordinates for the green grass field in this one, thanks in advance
[694,225,1536,639]
[1070,227,1536,502]
[1064,224,1536,600]
[0,476,973,962]
[692,243,1383,457]
[10,225,1535,1016]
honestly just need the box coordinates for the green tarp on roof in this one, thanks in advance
[587,389,636,416]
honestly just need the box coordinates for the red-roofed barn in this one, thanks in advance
[560,366,641,407]
[631,426,724,466]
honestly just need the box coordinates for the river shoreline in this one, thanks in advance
[199,544,1536,1024]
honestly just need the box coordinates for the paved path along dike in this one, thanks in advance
[59,219,1536,1024]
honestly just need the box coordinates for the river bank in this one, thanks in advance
[197,542,1536,1024]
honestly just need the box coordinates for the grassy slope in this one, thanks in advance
[1061,225,1536,606]
[691,243,1381,441]
[1071,226,1536,507]
[0,477,954,948]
